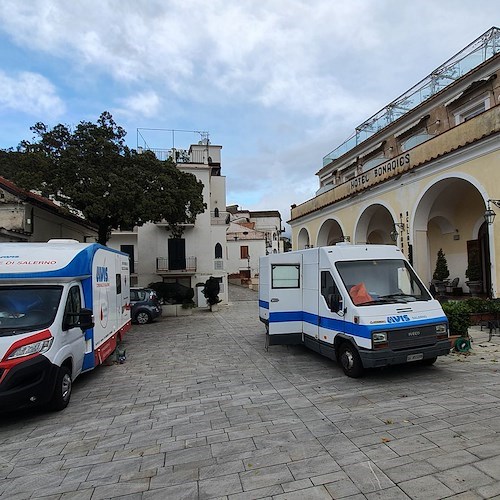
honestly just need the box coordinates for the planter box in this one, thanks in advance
[163,304,194,317]
[177,306,193,316]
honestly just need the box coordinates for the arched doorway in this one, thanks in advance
[297,228,311,249]
[317,219,344,246]
[354,204,397,245]
[414,177,487,290]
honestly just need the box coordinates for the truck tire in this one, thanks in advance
[135,310,151,324]
[49,366,72,411]
[339,342,364,378]
[420,356,437,366]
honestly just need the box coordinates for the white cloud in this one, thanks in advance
[117,91,161,118]
[0,0,497,219]
[0,71,65,117]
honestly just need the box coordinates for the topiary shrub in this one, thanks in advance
[433,248,450,282]
[441,300,471,336]
[202,277,221,306]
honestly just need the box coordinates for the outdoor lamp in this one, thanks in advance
[485,200,500,225]
[390,223,405,242]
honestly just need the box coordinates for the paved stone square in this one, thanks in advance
[1,285,500,499]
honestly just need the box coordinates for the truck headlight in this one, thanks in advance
[435,323,448,339]
[373,332,387,344]
[7,338,54,360]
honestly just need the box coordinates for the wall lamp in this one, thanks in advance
[390,223,405,242]
[485,200,500,225]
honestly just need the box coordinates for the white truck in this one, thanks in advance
[0,240,131,411]
[259,244,450,377]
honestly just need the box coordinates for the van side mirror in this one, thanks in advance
[63,308,94,331]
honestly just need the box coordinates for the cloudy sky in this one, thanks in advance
[0,1,496,231]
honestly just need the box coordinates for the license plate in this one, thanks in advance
[407,353,424,362]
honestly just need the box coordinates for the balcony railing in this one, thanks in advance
[322,27,500,166]
[156,256,197,273]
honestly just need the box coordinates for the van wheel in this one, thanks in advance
[135,311,151,324]
[50,366,72,411]
[339,343,364,378]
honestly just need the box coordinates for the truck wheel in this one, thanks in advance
[135,311,151,324]
[420,356,437,366]
[339,342,364,378]
[50,366,72,411]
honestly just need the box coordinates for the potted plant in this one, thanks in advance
[465,251,482,296]
[432,248,450,294]
[179,288,195,316]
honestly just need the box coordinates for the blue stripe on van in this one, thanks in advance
[269,311,448,340]
[259,300,269,309]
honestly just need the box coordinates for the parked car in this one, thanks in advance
[130,287,162,324]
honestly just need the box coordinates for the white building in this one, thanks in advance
[0,176,98,242]
[225,206,284,281]
[226,221,266,279]
[108,141,229,305]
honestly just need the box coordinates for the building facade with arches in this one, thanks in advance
[290,28,500,297]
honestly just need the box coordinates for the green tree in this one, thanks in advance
[0,112,205,244]
[433,248,450,281]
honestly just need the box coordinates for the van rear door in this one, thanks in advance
[267,253,303,345]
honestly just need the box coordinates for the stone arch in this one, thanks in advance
[413,175,488,290]
[354,203,398,245]
[297,227,311,249]
[317,219,345,246]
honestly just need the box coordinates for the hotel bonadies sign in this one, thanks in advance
[349,152,411,193]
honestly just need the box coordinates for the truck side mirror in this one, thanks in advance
[78,308,94,331]
[63,308,94,331]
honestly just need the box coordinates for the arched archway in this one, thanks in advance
[355,204,397,245]
[297,228,311,249]
[413,177,488,289]
[317,219,344,246]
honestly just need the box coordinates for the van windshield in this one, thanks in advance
[336,259,431,306]
[0,286,63,335]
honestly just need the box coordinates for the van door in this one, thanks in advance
[318,269,345,360]
[62,284,86,377]
[268,253,303,345]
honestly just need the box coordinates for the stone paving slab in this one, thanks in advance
[1,285,500,499]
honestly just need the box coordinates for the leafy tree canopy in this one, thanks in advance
[0,112,206,243]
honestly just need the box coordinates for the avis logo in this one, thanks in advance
[387,314,410,323]
[96,266,109,282]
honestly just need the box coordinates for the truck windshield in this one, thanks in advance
[336,259,431,306]
[0,286,63,335]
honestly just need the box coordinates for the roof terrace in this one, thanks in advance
[322,26,500,167]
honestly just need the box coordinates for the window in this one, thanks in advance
[362,153,386,171]
[116,274,122,294]
[400,130,434,152]
[335,259,431,306]
[321,271,341,309]
[64,286,82,329]
[454,97,490,124]
[271,264,300,289]
[214,207,220,217]
[240,245,249,259]
[120,245,135,273]
[215,242,223,259]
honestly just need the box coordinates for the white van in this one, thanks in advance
[259,244,450,377]
[0,240,130,411]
